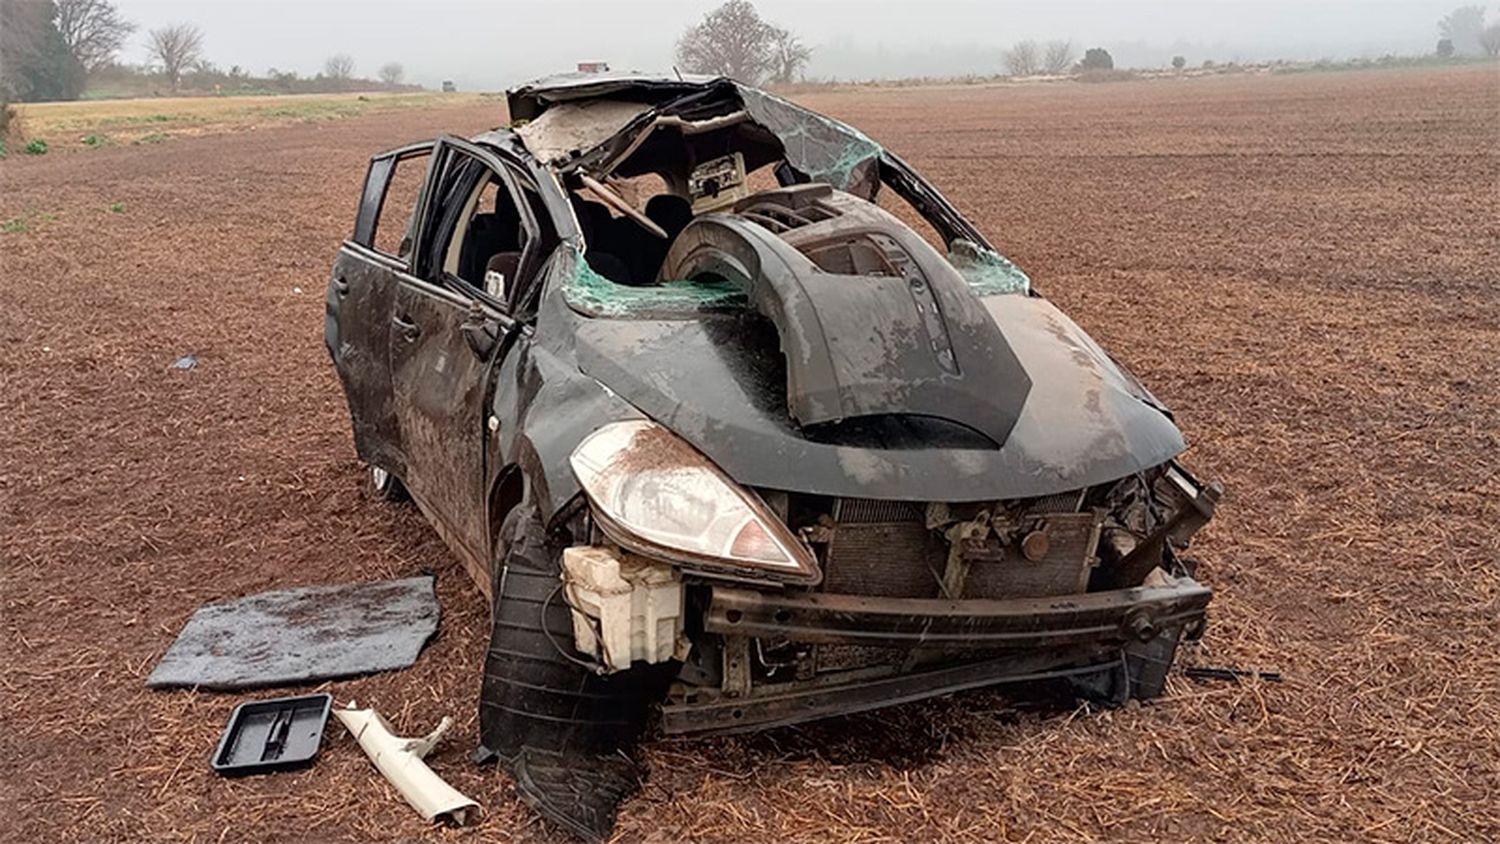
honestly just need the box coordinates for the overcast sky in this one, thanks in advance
[112,1,1482,88]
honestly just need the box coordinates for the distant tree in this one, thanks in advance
[1480,23,1500,57]
[1436,37,1456,57]
[1004,40,1039,76]
[768,28,812,84]
[0,0,86,102]
[1171,55,1187,70]
[378,61,404,85]
[54,0,134,72]
[1438,5,1487,55]
[1078,47,1114,71]
[146,23,204,92]
[324,53,355,80]
[1041,40,1074,74]
[675,0,784,83]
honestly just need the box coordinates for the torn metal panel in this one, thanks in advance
[515,100,653,166]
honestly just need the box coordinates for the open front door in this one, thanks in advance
[387,137,538,588]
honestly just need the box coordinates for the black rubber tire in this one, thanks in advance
[476,502,658,761]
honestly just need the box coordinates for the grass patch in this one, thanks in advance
[108,202,126,213]
[2,209,60,234]
[81,133,110,147]
[24,138,49,155]
[14,91,491,153]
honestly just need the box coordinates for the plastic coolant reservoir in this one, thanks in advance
[561,546,687,672]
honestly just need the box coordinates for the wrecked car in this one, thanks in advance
[325,72,1221,839]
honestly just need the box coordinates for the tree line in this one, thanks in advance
[0,0,414,105]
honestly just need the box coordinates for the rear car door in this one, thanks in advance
[326,142,435,479]
[388,137,539,583]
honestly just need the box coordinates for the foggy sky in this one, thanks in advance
[111,1,1480,89]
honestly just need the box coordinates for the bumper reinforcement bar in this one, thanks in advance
[704,580,1212,649]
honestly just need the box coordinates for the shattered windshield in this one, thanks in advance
[734,87,883,197]
[561,245,747,318]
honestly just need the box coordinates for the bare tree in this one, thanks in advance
[324,53,355,80]
[378,61,404,86]
[55,0,134,72]
[146,23,203,92]
[767,28,812,84]
[1481,22,1500,57]
[1004,40,1040,76]
[1438,5,1487,55]
[1042,40,1075,74]
[675,0,780,83]
[1,0,47,99]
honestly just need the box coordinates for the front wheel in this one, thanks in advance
[477,501,662,839]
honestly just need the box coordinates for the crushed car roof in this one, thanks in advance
[507,72,886,197]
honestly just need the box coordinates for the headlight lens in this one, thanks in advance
[570,420,819,583]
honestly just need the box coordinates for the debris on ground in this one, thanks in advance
[334,703,479,826]
[147,576,440,690]
[211,693,334,776]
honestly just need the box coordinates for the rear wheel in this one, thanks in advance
[368,465,408,501]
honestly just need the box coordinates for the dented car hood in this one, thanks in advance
[569,287,1184,502]
[502,74,1188,504]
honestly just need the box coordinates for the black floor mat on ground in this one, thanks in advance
[146,576,439,690]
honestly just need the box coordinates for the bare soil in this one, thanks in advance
[2,66,1497,842]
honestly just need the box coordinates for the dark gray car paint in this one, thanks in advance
[332,71,1188,534]
[659,210,1033,447]
[568,288,1183,503]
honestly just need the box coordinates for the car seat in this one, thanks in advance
[460,189,523,285]
[633,194,694,283]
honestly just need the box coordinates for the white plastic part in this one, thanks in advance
[332,704,479,825]
[561,545,687,672]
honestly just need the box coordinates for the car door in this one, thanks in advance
[326,142,435,479]
[388,137,539,584]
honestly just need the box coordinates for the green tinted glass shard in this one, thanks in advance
[949,239,1031,296]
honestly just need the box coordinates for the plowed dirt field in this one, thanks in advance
[2,65,1497,842]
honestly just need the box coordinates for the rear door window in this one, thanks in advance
[352,145,433,261]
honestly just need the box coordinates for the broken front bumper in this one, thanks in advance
[662,579,1211,735]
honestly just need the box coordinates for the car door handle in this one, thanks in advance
[333,276,349,296]
[392,314,420,341]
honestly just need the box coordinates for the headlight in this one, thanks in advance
[570,420,819,584]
